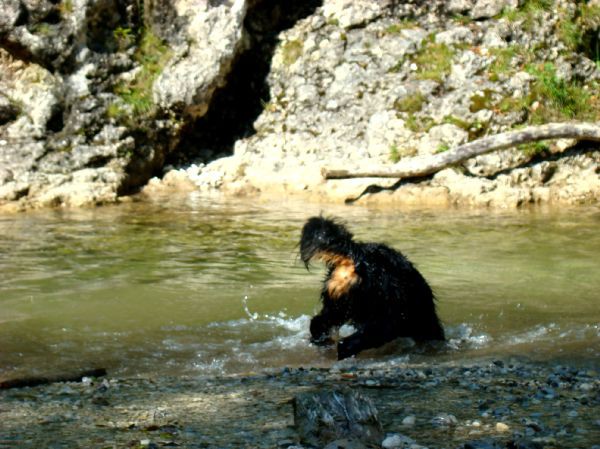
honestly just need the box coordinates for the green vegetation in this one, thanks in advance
[558,2,600,65]
[501,0,600,68]
[389,144,417,162]
[487,61,597,124]
[106,102,126,120]
[435,142,451,153]
[389,35,455,80]
[526,62,594,122]
[488,46,524,82]
[281,39,303,66]
[389,144,401,163]
[452,14,473,26]
[412,39,455,82]
[58,0,73,16]
[496,95,528,115]
[387,0,599,159]
[385,19,419,34]
[501,0,553,28]
[31,22,52,36]
[519,141,550,157]
[326,17,340,27]
[114,27,135,51]
[470,89,495,113]
[405,114,435,133]
[393,92,425,113]
[113,29,172,118]
[443,115,487,140]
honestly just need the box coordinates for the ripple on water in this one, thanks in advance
[0,202,599,377]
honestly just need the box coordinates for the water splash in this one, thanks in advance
[446,323,492,350]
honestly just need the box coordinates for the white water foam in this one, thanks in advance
[177,297,599,375]
[446,323,492,350]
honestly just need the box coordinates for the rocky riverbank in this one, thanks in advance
[1,0,599,212]
[1,359,598,448]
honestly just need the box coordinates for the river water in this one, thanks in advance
[1,196,598,379]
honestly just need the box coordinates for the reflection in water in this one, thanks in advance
[0,197,599,378]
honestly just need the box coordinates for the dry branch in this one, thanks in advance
[322,122,600,180]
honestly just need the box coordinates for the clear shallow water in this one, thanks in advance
[0,196,599,378]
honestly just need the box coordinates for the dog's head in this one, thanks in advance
[300,216,354,268]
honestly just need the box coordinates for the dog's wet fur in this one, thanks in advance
[300,216,444,360]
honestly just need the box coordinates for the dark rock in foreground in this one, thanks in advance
[294,389,383,448]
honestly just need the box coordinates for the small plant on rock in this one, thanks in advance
[413,39,455,83]
[113,28,172,117]
[394,93,426,113]
[526,62,592,122]
[281,39,303,66]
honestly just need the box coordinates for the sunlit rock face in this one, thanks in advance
[1,0,599,210]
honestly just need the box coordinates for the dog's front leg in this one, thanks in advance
[337,321,395,360]
[337,330,366,359]
[309,312,336,346]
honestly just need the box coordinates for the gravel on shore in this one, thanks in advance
[1,360,598,449]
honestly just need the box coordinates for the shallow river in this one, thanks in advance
[1,197,599,379]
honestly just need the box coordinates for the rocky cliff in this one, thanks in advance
[1,0,599,211]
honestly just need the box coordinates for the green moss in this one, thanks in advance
[390,144,401,163]
[497,96,529,114]
[31,23,52,36]
[470,89,495,113]
[113,29,172,117]
[58,0,73,16]
[413,39,455,82]
[394,93,426,113]
[405,114,435,133]
[389,144,417,162]
[452,14,473,25]
[519,141,550,157]
[435,142,451,153]
[281,39,303,66]
[488,46,524,81]
[522,0,554,10]
[442,115,488,139]
[114,27,134,51]
[442,115,470,130]
[106,102,126,120]
[385,19,419,34]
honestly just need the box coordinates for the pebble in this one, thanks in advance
[432,413,458,427]
[401,415,416,426]
[495,422,509,432]
[2,360,598,448]
[382,433,415,449]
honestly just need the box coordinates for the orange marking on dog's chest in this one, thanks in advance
[326,258,360,299]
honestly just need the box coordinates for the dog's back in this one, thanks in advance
[347,242,445,341]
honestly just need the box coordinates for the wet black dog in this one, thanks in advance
[300,216,444,360]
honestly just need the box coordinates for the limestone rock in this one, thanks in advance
[471,0,519,19]
[153,0,248,115]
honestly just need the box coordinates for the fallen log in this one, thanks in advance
[0,368,107,389]
[322,122,600,180]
